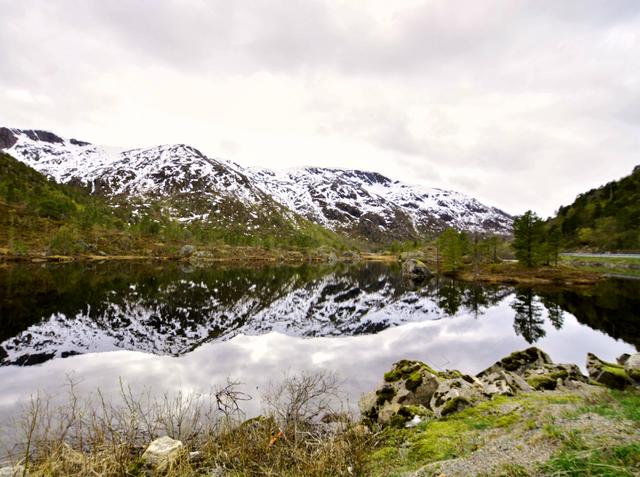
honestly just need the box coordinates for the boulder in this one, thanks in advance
[586,353,632,389]
[361,360,441,426]
[363,348,590,428]
[0,465,25,477]
[623,353,640,383]
[430,377,483,417]
[142,436,184,470]
[180,245,196,257]
[402,259,431,279]
[478,347,552,376]
[478,348,587,391]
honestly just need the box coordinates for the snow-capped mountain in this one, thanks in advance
[0,263,510,366]
[0,127,512,239]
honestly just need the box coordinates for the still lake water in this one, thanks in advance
[0,261,638,430]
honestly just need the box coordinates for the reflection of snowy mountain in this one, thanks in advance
[0,264,510,366]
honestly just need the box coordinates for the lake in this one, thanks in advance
[0,261,638,441]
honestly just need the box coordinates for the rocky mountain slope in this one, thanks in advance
[1,127,512,241]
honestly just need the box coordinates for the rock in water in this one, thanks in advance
[180,245,196,257]
[624,353,640,383]
[402,259,431,279]
[142,436,184,470]
[586,353,632,389]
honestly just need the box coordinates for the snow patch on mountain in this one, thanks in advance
[1,126,512,237]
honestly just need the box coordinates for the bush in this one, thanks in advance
[49,225,86,255]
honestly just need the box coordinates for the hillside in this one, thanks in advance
[549,165,640,252]
[0,151,349,257]
[0,127,512,243]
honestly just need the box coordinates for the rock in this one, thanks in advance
[142,436,184,470]
[478,347,552,376]
[586,353,632,389]
[362,360,441,426]
[180,245,196,257]
[364,348,592,428]
[0,127,18,150]
[0,465,25,477]
[480,370,532,396]
[523,363,587,391]
[623,353,640,383]
[342,250,361,261]
[617,353,631,365]
[401,259,431,279]
[478,348,587,392]
[430,377,484,417]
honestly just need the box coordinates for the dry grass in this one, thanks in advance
[0,373,371,476]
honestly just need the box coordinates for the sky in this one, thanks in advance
[1,0,639,217]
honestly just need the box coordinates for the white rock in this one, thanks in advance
[624,353,640,381]
[405,415,422,428]
[0,465,25,477]
[142,436,184,469]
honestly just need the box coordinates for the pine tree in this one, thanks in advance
[512,210,545,267]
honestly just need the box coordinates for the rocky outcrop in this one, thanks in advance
[361,347,589,428]
[0,128,17,149]
[142,436,184,471]
[587,352,634,389]
[401,259,431,279]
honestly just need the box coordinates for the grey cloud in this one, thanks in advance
[2,0,640,217]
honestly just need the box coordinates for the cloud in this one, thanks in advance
[1,0,640,216]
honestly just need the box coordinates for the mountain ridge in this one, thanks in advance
[0,126,512,241]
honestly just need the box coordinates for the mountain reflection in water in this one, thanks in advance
[0,261,638,367]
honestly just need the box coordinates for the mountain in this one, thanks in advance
[1,127,512,242]
[548,165,640,251]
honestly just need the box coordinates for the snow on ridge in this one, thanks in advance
[2,126,512,234]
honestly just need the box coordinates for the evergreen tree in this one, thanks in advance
[512,210,545,267]
[438,227,464,272]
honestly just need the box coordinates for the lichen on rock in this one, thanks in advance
[362,347,594,428]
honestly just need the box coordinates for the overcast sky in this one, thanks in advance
[2,0,639,217]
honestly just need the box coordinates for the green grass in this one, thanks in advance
[366,395,526,476]
[540,443,640,476]
[570,389,640,422]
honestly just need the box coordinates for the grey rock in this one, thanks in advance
[617,353,631,365]
[586,353,632,389]
[624,353,640,383]
[180,245,196,257]
[0,465,25,477]
[401,259,431,279]
[0,127,18,150]
[477,347,552,377]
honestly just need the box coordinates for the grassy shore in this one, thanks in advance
[559,254,640,278]
[366,386,640,477]
[2,376,638,476]
[456,262,601,286]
